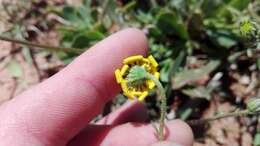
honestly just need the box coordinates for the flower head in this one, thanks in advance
[115,55,160,101]
[247,98,260,113]
[240,20,256,37]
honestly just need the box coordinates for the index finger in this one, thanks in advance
[0,28,148,145]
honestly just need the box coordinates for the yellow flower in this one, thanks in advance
[115,55,160,101]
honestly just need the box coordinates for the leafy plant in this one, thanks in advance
[49,0,260,122]
[0,0,259,144]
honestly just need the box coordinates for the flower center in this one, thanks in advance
[126,65,148,87]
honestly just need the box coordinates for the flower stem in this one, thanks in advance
[146,74,167,141]
[186,110,260,126]
[0,35,84,54]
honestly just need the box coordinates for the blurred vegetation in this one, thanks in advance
[51,0,260,143]
[0,0,260,144]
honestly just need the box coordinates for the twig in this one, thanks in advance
[187,110,260,125]
[0,35,84,54]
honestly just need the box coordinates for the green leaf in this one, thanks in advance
[136,11,153,24]
[100,0,120,25]
[159,59,172,82]
[201,0,223,17]
[7,59,23,78]
[228,51,243,62]
[77,6,93,27]
[206,29,237,48]
[216,35,237,48]
[188,12,204,38]
[57,51,76,65]
[72,34,90,48]
[160,65,170,82]
[171,50,186,76]
[120,1,137,12]
[182,86,212,100]
[156,10,189,40]
[22,47,33,64]
[172,60,220,89]
[254,133,260,146]
[62,6,79,21]
[257,58,260,71]
[229,0,250,10]
[72,31,105,48]
[149,26,163,38]
[180,108,192,120]
[218,0,250,17]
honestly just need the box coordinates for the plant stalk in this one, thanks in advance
[186,110,260,126]
[147,74,167,141]
[0,35,84,54]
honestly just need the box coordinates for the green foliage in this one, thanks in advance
[172,60,220,89]
[156,10,189,40]
[254,132,260,146]
[7,59,23,78]
[56,0,260,120]
[182,86,212,100]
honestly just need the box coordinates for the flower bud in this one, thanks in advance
[240,20,257,37]
[247,98,260,113]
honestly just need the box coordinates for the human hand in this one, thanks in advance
[0,28,193,146]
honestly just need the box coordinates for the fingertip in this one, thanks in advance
[121,27,148,42]
[116,27,148,56]
[166,120,194,146]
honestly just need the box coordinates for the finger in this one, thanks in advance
[96,99,148,125]
[68,120,194,146]
[0,28,148,145]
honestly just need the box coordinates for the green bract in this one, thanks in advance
[240,20,257,37]
[247,98,260,113]
[126,66,148,87]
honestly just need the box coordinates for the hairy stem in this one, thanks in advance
[186,110,260,125]
[147,74,167,141]
[0,35,84,54]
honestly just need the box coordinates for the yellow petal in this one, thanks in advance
[142,63,151,71]
[147,80,155,89]
[154,72,160,79]
[124,91,135,100]
[123,55,143,64]
[148,55,158,67]
[138,91,148,101]
[132,91,142,96]
[121,81,129,92]
[115,69,122,83]
[142,58,150,63]
[120,65,129,76]
[122,84,135,99]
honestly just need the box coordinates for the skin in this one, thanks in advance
[0,28,194,146]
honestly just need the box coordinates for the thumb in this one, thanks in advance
[150,141,183,146]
